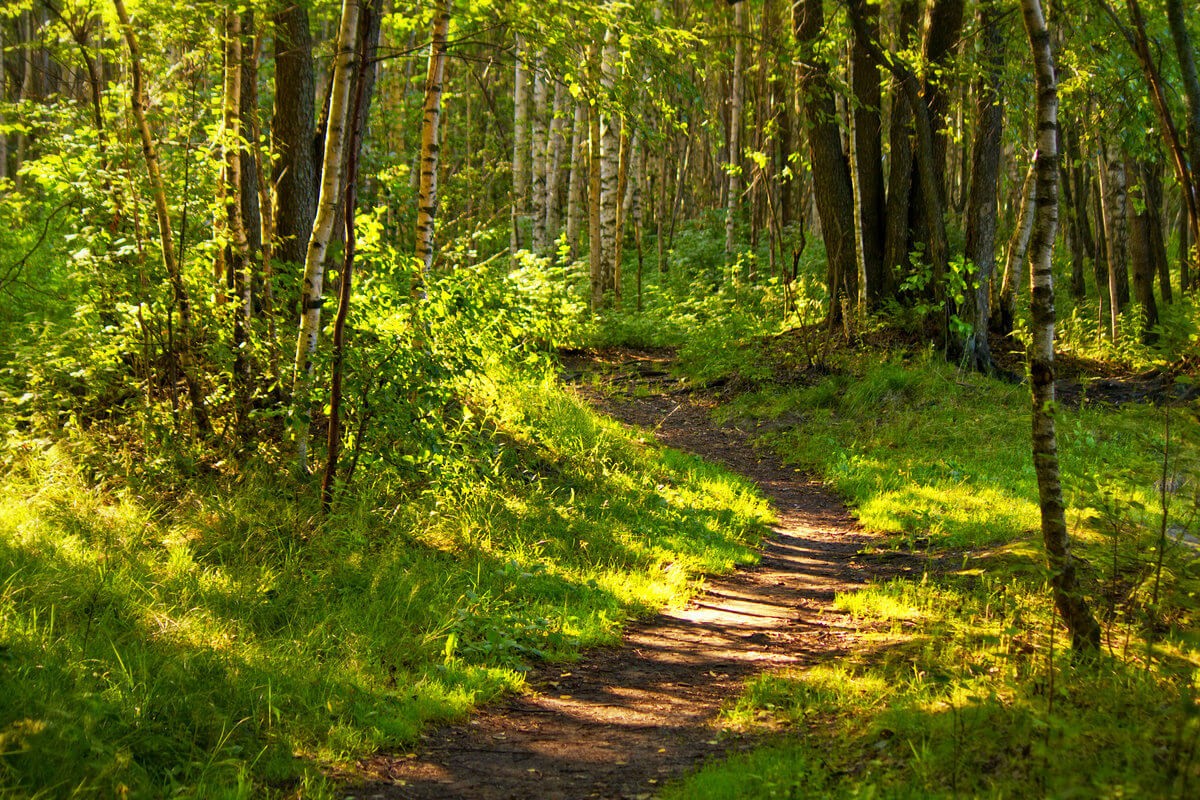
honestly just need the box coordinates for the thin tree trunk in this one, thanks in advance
[291,0,360,471]
[322,11,372,513]
[530,54,549,254]
[1098,141,1130,338]
[1143,162,1172,304]
[511,34,530,252]
[546,79,568,245]
[599,27,621,301]
[725,0,746,259]
[1022,0,1101,652]
[566,99,586,259]
[998,162,1036,336]
[1167,0,1200,290]
[112,0,211,437]
[414,0,450,282]
[589,95,603,310]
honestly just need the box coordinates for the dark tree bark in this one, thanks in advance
[1127,160,1160,339]
[1021,0,1101,653]
[1143,162,1172,304]
[962,0,1004,373]
[849,0,886,310]
[883,0,921,294]
[272,4,317,268]
[1166,0,1200,290]
[906,0,966,278]
[794,0,858,328]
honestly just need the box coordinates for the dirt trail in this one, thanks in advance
[346,350,909,799]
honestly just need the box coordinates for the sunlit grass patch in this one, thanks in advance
[670,570,1200,800]
[0,366,770,797]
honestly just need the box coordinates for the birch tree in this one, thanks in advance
[1021,0,1102,653]
[291,0,361,471]
[415,0,451,281]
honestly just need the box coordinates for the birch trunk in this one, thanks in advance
[566,99,586,259]
[511,35,530,252]
[599,27,620,300]
[112,0,211,437]
[546,79,568,245]
[291,0,360,470]
[414,0,451,281]
[1021,0,1101,652]
[724,1,746,259]
[589,97,603,309]
[530,56,549,254]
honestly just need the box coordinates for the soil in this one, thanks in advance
[342,349,920,800]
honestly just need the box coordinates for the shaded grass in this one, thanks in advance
[0,369,770,797]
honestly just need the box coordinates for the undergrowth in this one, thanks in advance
[643,301,1200,798]
[0,254,771,797]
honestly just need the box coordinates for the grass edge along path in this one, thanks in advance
[665,347,1200,800]
[0,364,769,798]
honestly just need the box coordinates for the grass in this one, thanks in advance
[651,323,1200,798]
[0,364,770,797]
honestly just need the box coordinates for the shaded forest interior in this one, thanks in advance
[1,0,1199,797]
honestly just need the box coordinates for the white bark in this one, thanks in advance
[291,0,361,469]
[511,35,530,252]
[599,26,620,298]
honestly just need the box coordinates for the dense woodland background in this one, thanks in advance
[1,0,1199,797]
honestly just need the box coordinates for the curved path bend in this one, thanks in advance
[345,350,908,800]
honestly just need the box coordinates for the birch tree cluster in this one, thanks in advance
[0,0,1196,484]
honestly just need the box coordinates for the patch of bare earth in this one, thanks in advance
[342,349,920,800]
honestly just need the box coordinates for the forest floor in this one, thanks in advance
[341,349,929,800]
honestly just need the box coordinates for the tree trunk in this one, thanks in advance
[1097,141,1130,338]
[1167,0,1200,290]
[511,35,530,252]
[794,0,858,328]
[546,79,568,245]
[1021,0,1102,653]
[962,0,1003,373]
[998,162,1036,336]
[1126,160,1160,339]
[1143,162,1172,304]
[291,0,360,471]
[112,0,211,437]
[414,0,450,282]
[272,4,317,269]
[530,54,549,254]
[725,1,746,259]
[882,0,921,295]
[322,10,372,514]
[1092,174,1113,332]
[599,27,621,302]
[589,95,603,310]
[566,99,586,259]
[849,0,885,309]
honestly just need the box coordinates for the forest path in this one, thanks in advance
[345,349,916,799]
